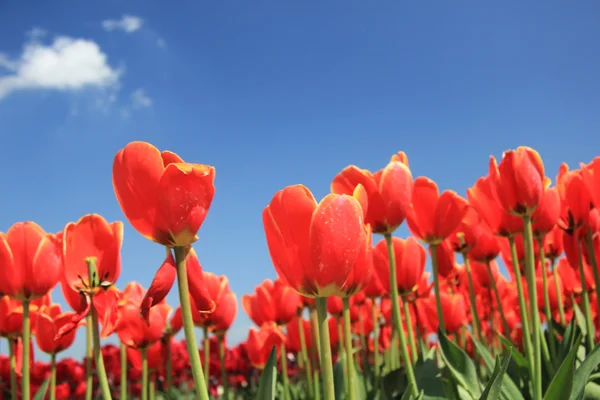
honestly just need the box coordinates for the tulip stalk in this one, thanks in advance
[537,237,557,361]
[522,216,542,400]
[85,258,113,400]
[584,229,600,325]
[342,297,356,400]
[309,308,322,363]
[21,300,31,400]
[150,380,156,400]
[173,246,210,400]
[8,338,17,400]
[402,297,418,362]
[218,334,229,400]
[551,260,566,325]
[203,326,210,388]
[86,316,93,400]
[165,337,172,397]
[429,244,446,334]
[120,342,127,400]
[462,254,482,342]
[485,260,510,337]
[141,347,148,400]
[508,237,534,376]
[280,342,290,400]
[384,233,419,398]
[575,237,595,350]
[315,297,335,400]
[371,300,380,389]
[50,353,57,400]
[297,316,314,399]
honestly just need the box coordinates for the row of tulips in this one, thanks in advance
[2,141,600,399]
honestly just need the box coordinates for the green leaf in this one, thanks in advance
[165,387,183,400]
[544,335,583,400]
[573,303,587,338]
[255,345,278,400]
[381,368,406,399]
[570,343,600,400]
[582,382,600,400]
[413,359,447,399]
[472,337,524,400]
[333,350,366,400]
[558,317,581,366]
[438,329,482,399]
[479,351,512,400]
[32,378,50,400]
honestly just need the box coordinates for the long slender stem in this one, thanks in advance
[575,237,596,350]
[280,341,290,400]
[86,316,93,400]
[309,308,322,364]
[342,298,356,400]
[297,316,314,399]
[537,237,557,363]
[150,379,156,400]
[522,216,542,400]
[165,337,172,399]
[203,326,210,388]
[337,317,344,360]
[485,260,511,337]
[551,260,566,325]
[402,297,418,362]
[315,297,335,400]
[141,347,148,400]
[91,300,113,400]
[462,255,483,342]
[385,233,419,398]
[371,299,380,389]
[120,342,127,400]
[584,229,600,330]
[218,334,229,400]
[173,245,210,400]
[508,237,534,375]
[8,338,17,400]
[359,316,368,380]
[50,353,57,400]
[429,243,446,334]
[21,300,30,400]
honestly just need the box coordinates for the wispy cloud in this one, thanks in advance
[0,33,121,101]
[102,15,143,33]
[156,38,166,49]
[131,88,152,108]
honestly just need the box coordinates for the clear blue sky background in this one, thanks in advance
[0,1,599,362]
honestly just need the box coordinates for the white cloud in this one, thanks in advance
[26,27,47,41]
[102,15,143,33]
[0,35,121,101]
[131,88,152,108]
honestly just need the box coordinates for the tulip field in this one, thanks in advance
[3,141,600,400]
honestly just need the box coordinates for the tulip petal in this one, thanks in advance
[140,252,177,323]
[186,249,216,314]
[55,294,91,340]
[156,163,216,247]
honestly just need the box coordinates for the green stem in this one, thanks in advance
[150,376,156,400]
[21,300,30,400]
[174,246,210,400]
[385,233,419,398]
[486,260,511,337]
[315,297,335,400]
[371,299,380,389]
[522,215,542,400]
[309,308,322,364]
[342,298,356,400]
[402,297,418,362]
[575,237,596,350]
[141,347,148,400]
[8,338,17,400]
[462,255,483,342]
[86,315,93,400]
[218,334,229,400]
[297,316,314,399]
[551,260,566,325]
[280,341,290,400]
[120,342,127,400]
[91,300,113,400]
[508,237,535,376]
[203,326,210,388]
[50,353,56,400]
[337,317,344,360]
[429,243,446,334]
[359,316,369,380]
[584,228,600,332]
[537,237,557,364]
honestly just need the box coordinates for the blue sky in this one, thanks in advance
[1,1,599,362]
